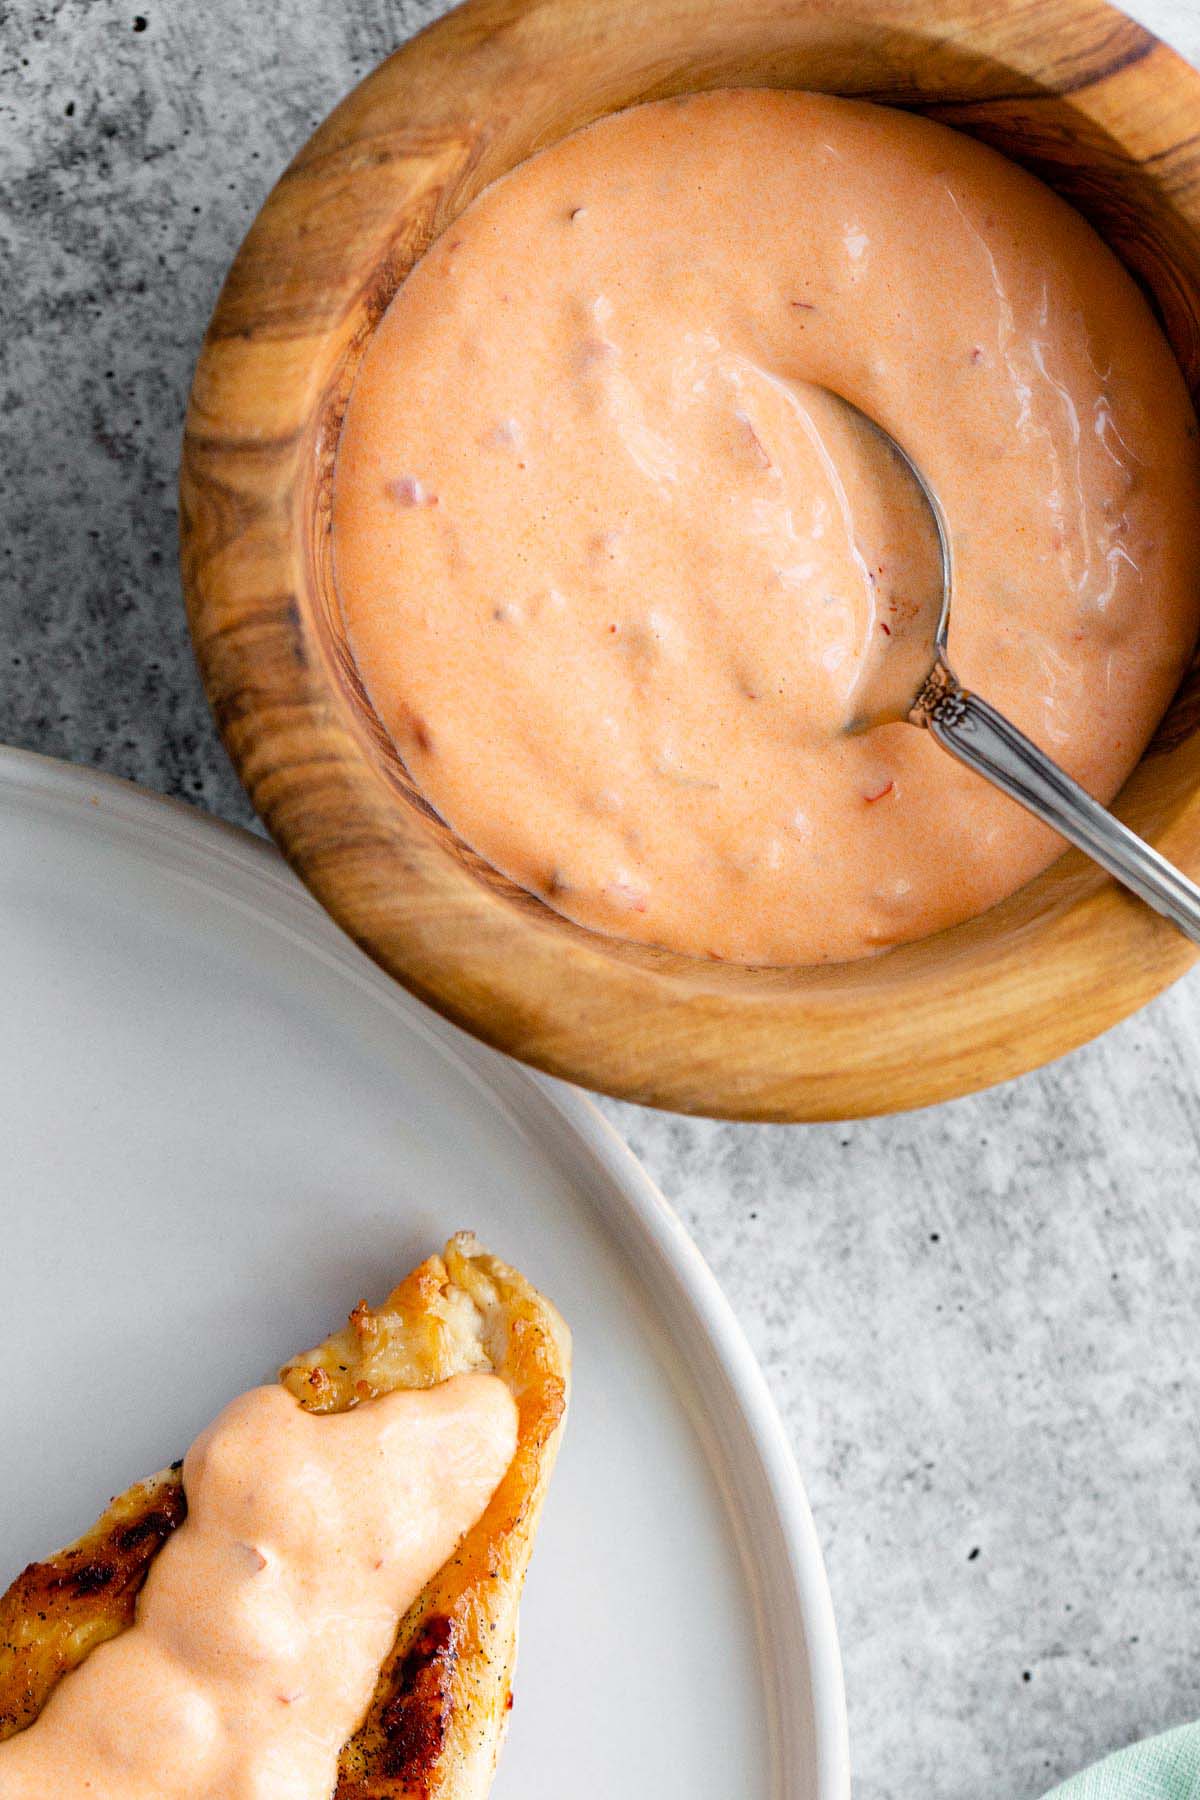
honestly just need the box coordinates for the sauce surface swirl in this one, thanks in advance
[333,90,1200,964]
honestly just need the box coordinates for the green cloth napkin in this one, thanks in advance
[1044,1725,1200,1799]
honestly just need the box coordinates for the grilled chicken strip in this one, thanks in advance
[0,1233,569,1798]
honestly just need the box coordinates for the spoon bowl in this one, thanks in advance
[839,399,1200,943]
[828,397,951,732]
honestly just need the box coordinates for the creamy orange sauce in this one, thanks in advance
[0,1374,516,1799]
[333,90,1200,964]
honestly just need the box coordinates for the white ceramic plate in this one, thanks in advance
[0,747,847,1800]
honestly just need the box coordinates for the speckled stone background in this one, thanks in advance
[3,2,1200,1794]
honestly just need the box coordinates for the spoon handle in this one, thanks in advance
[917,670,1200,944]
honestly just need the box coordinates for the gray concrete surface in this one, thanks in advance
[2,1,1199,1793]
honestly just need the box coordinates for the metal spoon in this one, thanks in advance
[839,397,1200,943]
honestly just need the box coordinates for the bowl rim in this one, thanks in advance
[181,0,1200,1121]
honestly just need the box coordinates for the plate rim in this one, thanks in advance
[0,744,850,1800]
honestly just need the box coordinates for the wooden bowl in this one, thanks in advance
[181,0,1200,1121]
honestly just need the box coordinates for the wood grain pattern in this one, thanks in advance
[180,0,1200,1121]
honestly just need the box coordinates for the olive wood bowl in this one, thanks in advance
[181,0,1200,1121]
